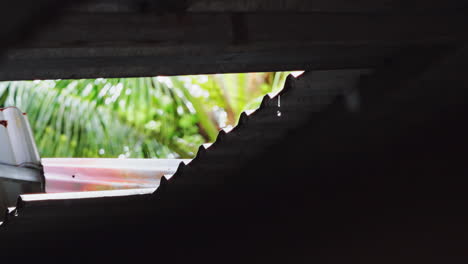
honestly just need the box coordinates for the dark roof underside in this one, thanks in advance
[1,1,468,263]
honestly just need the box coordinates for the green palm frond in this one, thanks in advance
[0,73,291,158]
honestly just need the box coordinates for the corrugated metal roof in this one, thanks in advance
[1,46,467,261]
[0,69,367,227]
[0,3,467,258]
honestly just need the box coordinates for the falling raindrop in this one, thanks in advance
[277,95,282,117]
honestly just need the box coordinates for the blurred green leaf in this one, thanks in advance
[0,72,291,158]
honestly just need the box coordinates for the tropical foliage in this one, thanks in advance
[0,73,291,159]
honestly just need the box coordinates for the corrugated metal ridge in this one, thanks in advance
[154,69,370,195]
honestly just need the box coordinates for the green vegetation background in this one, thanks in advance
[0,73,289,158]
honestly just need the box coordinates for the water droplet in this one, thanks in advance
[277,111,282,117]
[278,95,281,108]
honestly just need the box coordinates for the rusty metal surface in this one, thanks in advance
[42,158,190,193]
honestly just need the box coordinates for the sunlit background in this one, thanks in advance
[0,72,298,159]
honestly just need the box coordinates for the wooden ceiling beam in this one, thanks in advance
[0,11,464,80]
[67,0,468,13]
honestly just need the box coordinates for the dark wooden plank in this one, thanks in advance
[25,13,232,48]
[20,12,468,48]
[188,0,468,12]
[0,45,401,80]
[0,10,463,80]
[67,0,468,13]
[0,0,78,52]
[245,13,467,45]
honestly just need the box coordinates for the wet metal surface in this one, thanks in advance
[42,158,190,193]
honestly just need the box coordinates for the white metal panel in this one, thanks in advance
[42,158,190,193]
[0,107,40,166]
[0,111,16,165]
